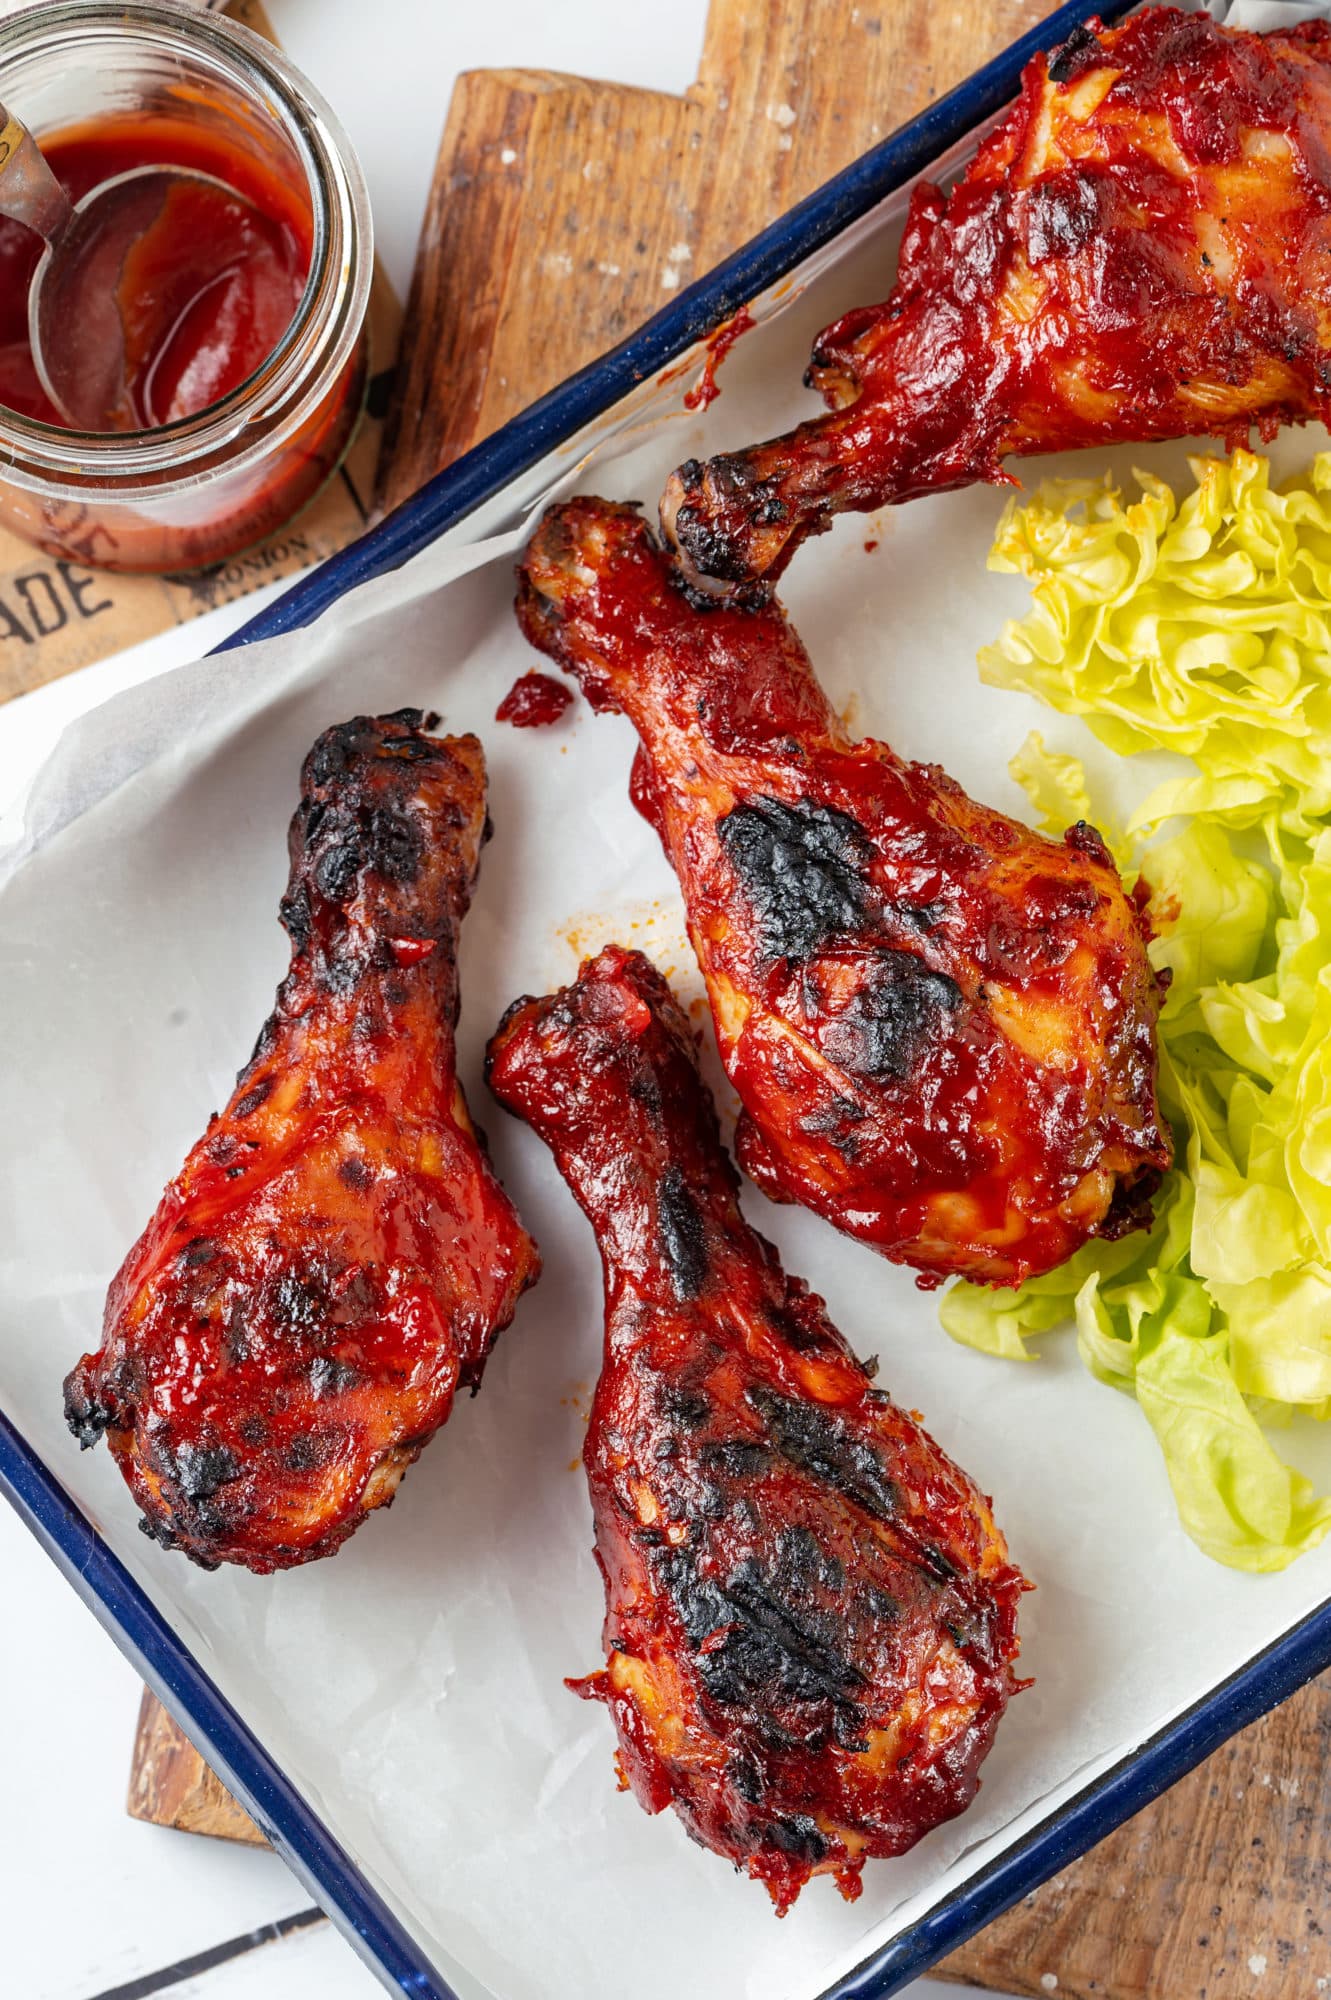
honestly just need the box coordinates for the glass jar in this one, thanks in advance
[0,0,372,575]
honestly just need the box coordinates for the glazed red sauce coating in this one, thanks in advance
[495,670,575,727]
[0,114,310,429]
[63,713,539,1573]
[662,8,1331,592]
[486,944,1025,1912]
[517,497,1169,1288]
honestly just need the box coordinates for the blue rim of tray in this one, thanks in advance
[6,4,1321,1997]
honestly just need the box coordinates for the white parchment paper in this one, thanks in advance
[4,7,1331,1997]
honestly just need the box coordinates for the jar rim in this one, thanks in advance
[0,0,373,492]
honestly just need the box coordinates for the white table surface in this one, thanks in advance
[0,4,1025,1996]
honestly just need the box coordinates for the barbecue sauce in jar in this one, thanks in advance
[0,115,313,431]
[0,1,373,576]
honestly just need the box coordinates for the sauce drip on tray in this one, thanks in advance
[496,671,575,728]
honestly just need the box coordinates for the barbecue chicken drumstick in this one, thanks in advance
[663,6,1331,596]
[64,711,540,1572]
[517,498,1168,1287]
[487,945,1025,1913]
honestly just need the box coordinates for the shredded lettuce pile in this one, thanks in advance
[943,449,1331,1571]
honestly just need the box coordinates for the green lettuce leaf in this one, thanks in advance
[1078,1268,1331,1571]
[981,451,1331,816]
[950,448,1331,1571]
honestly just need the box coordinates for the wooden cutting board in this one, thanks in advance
[117,2,1331,1994]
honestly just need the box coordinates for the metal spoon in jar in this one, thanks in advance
[0,98,260,432]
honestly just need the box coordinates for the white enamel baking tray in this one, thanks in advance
[5,4,1331,1996]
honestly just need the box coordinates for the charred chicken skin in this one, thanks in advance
[486,945,1025,1912]
[64,711,540,1572]
[517,498,1168,1287]
[662,7,1331,596]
